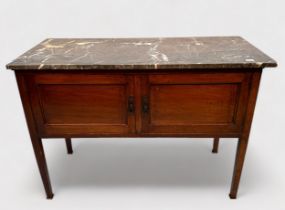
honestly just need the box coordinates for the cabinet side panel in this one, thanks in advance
[15,72,40,138]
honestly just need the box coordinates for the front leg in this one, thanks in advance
[229,137,249,199]
[229,70,262,198]
[16,73,54,199]
[31,136,54,199]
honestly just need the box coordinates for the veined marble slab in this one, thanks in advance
[6,37,277,70]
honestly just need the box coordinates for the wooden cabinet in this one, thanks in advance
[8,37,277,199]
[21,71,251,137]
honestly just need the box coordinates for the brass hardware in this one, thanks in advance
[142,96,149,113]
[128,96,135,113]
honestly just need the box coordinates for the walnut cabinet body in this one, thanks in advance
[16,69,260,199]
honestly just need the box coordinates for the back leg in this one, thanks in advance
[212,137,219,153]
[65,138,73,154]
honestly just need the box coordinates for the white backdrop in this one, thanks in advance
[0,0,284,209]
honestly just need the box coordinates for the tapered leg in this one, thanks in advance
[16,74,54,199]
[65,138,73,154]
[212,137,219,153]
[229,137,249,199]
[228,71,262,199]
[31,137,54,199]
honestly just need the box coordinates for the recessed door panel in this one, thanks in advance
[150,83,239,125]
[38,84,127,125]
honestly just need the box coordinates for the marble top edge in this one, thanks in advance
[6,36,277,70]
[39,36,244,41]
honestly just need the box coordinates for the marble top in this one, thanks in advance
[6,37,277,70]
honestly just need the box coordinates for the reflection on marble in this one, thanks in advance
[6,37,277,70]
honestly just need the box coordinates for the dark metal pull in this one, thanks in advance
[128,96,135,113]
[142,96,149,113]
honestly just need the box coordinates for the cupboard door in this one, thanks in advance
[141,72,251,136]
[27,73,135,137]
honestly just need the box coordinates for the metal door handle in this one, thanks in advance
[128,96,135,113]
[142,96,149,113]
